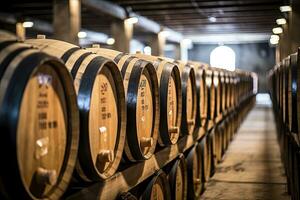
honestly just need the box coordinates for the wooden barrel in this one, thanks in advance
[166,154,187,200]
[220,70,226,116]
[224,71,230,113]
[140,170,171,200]
[208,129,216,177]
[0,30,17,40]
[189,61,208,128]
[132,52,182,146]
[230,73,237,109]
[215,123,224,162]
[206,69,215,122]
[202,135,212,182]
[87,47,159,160]
[282,57,289,126]
[174,61,197,135]
[213,69,221,120]
[26,38,127,180]
[0,40,79,199]
[186,142,204,199]
[289,53,299,137]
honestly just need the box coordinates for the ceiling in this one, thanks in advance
[0,0,288,43]
[111,0,286,35]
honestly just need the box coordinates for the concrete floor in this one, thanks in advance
[201,105,290,200]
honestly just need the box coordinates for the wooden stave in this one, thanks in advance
[282,57,289,126]
[208,129,216,177]
[289,53,298,134]
[213,69,221,120]
[132,53,182,146]
[166,154,187,200]
[192,63,208,129]
[26,39,127,180]
[88,48,160,161]
[215,122,224,162]
[205,69,215,121]
[0,40,79,199]
[220,70,226,116]
[186,142,204,199]
[296,50,300,141]
[140,170,171,200]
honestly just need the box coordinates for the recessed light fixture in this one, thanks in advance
[270,37,279,45]
[280,5,292,12]
[181,38,192,45]
[22,21,34,28]
[77,31,87,38]
[271,34,280,41]
[208,16,217,22]
[143,46,151,55]
[272,27,283,34]
[106,38,115,45]
[276,18,287,25]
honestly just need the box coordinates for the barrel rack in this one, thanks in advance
[67,120,218,200]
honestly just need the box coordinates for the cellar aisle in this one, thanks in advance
[202,104,290,200]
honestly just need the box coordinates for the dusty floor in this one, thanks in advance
[201,105,290,200]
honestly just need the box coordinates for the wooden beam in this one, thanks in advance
[53,0,81,45]
[111,20,133,53]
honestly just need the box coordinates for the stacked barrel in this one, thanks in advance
[268,50,300,200]
[0,33,256,200]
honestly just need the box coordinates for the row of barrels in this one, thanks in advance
[268,49,300,200]
[118,97,256,200]
[0,32,256,200]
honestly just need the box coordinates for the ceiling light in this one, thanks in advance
[125,17,138,24]
[77,31,87,38]
[143,46,151,55]
[272,27,283,34]
[181,38,192,45]
[280,6,292,12]
[106,38,115,45]
[276,18,286,25]
[22,21,34,28]
[271,35,280,41]
[270,37,279,45]
[208,16,217,22]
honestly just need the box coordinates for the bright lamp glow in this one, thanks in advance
[77,31,87,38]
[22,21,34,28]
[125,17,138,24]
[181,38,192,45]
[208,16,217,22]
[270,38,279,45]
[271,34,280,41]
[106,38,115,45]
[276,18,286,25]
[272,27,283,34]
[280,6,292,12]
[210,45,236,71]
[143,46,151,55]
